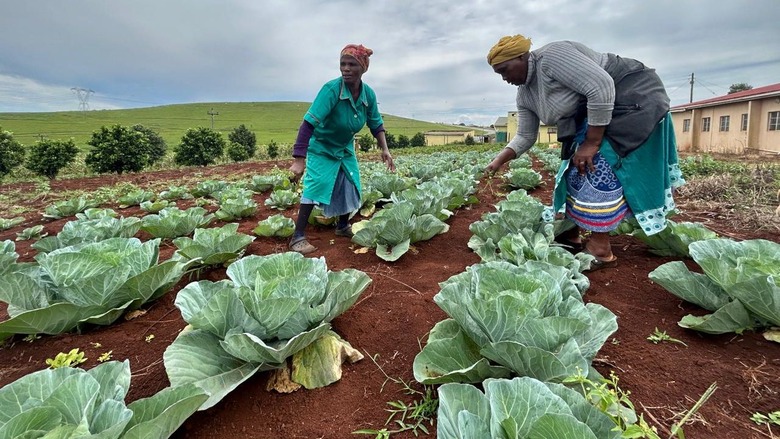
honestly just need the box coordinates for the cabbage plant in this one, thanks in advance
[390,187,452,221]
[437,377,620,439]
[140,200,175,213]
[472,222,592,294]
[171,223,255,268]
[649,238,780,334]
[43,196,99,220]
[158,186,193,201]
[214,188,257,221]
[33,213,142,253]
[247,174,290,193]
[0,237,189,341]
[0,360,207,439]
[364,173,416,198]
[163,252,371,409]
[0,217,24,231]
[351,201,448,262]
[413,261,617,384]
[118,189,155,208]
[264,188,299,210]
[253,214,295,237]
[503,168,543,190]
[140,206,214,239]
[191,179,229,198]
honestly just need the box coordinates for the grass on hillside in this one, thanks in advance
[0,102,480,151]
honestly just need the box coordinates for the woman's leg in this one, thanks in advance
[292,203,315,240]
[336,213,350,230]
[585,231,616,261]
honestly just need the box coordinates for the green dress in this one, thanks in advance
[302,77,384,205]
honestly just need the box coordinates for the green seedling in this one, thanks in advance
[750,410,780,426]
[353,352,437,438]
[648,327,688,346]
[45,348,87,369]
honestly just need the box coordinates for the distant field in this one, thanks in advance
[0,102,479,150]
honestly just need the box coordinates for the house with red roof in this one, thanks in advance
[670,83,780,154]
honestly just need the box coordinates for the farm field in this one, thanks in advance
[0,102,476,150]
[0,153,778,439]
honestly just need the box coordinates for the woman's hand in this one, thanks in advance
[381,149,396,172]
[289,157,306,182]
[572,125,606,175]
[484,147,516,177]
[571,142,599,175]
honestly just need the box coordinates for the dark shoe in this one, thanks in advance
[581,249,618,272]
[335,225,354,238]
[554,236,584,253]
[289,237,317,254]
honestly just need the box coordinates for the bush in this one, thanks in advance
[0,129,25,180]
[357,133,374,152]
[227,142,251,162]
[385,132,398,149]
[228,124,257,158]
[132,124,167,165]
[397,134,410,149]
[465,135,475,145]
[411,132,426,147]
[174,127,225,166]
[267,140,279,159]
[25,138,79,179]
[85,125,151,174]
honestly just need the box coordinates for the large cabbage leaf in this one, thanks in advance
[164,252,371,409]
[619,219,718,257]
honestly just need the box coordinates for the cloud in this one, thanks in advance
[1,0,777,126]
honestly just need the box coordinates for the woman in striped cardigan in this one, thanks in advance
[485,35,684,271]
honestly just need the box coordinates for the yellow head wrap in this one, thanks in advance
[486,35,532,66]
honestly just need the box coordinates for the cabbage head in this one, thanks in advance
[0,237,188,341]
[0,360,208,439]
[164,252,371,409]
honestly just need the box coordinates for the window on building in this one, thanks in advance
[769,111,780,131]
[682,119,691,132]
[702,117,711,132]
[741,113,748,131]
[719,115,730,132]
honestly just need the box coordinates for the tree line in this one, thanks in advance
[0,124,273,181]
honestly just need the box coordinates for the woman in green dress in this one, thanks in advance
[288,44,395,254]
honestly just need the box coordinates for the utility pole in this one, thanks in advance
[689,72,695,103]
[71,87,94,111]
[207,107,219,129]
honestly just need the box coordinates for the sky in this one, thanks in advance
[1,0,778,126]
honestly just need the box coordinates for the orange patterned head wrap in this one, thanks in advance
[487,35,532,66]
[341,44,373,72]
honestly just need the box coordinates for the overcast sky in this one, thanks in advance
[1,0,778,126]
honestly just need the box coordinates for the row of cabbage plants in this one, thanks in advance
[0,150,499,436]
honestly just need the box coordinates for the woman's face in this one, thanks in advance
[340,55,364,85]
[492,55,528,86]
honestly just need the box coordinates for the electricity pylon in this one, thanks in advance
[71,87,95,111]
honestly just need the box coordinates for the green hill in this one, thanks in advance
[0,102,474,150]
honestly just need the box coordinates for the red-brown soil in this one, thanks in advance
[0,159,777,439]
